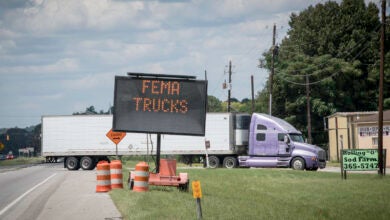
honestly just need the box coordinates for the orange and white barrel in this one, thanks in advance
[133,161,149,192]
[96,161,111,193]
[110,160,123,189]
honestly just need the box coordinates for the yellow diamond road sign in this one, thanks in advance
[106,129,126,145]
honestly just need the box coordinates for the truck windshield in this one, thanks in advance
[289,133,304,143]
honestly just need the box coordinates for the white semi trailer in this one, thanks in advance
[42,113,326,171]
[42,113,249,170]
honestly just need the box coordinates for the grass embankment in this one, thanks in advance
[110,163,390,220]
[0,157,44,166]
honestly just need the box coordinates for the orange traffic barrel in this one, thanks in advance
[96,161,111,192]
[110,160,123,189]
[133,161,149,192]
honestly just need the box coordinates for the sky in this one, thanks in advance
[0,0,382,128]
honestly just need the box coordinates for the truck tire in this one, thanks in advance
[208,156,220,168]
[223,157,237,169]
[66,157,80,170]
[46,157,56,163]
[291,157,305,170]
[80,156,95,170]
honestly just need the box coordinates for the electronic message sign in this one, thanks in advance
[113,75,207,136]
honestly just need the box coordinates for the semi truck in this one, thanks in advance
[41,113,326,170]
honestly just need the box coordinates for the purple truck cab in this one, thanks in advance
[238,113,326,170]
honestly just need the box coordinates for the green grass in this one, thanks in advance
[118,156,203,171]
[327,161,341,167]
[0,157,44,166]
[110,165,390,220]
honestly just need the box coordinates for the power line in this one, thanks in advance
[275,1,382,53]
[258,6,383,88]
[273,21,382,83]
[279,20,380,55]
[216,0,384,98]
[280,29,342,51]
[277,34,379,86]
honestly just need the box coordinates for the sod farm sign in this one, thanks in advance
[341,149,387,179]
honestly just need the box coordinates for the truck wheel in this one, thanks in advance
[208,156,220,168]
[80,156,94,170]
[223,157,237,169]
[66,157,80,170]
[291,157,305,170]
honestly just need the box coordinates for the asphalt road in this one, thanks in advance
[0,163,122,220]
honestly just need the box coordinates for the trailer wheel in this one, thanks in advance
[129,179,134,190]
[66,157,80,170]
[208,156,220,168]
[291,157,305,170]
[223,157,237,169]
[178,180,189,192]
[80,156,94,170]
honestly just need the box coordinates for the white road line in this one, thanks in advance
[0,173,57,216]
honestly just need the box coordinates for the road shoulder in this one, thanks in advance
[37,170,122,220]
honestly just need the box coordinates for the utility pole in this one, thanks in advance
[228,60,232,112]
[251,75,255,113]
[378,0,386,175]
[306,74,312,144]
[269,24,276,115]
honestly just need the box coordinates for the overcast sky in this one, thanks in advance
[0,0,382,128]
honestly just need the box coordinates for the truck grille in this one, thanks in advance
[318,150,326,161]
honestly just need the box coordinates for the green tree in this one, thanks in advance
[85,106,97,114]
[241,98,250,103]
[207,95,223,112]
[2,128,28,155]
[258,0,387,146]
[32,124,41,155]
[73,105,113,115]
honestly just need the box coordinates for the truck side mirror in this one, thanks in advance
[284,136,290,144]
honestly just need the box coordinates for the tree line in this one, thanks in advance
[255,0,389,148]
[0,106,112,156]
[209,0,390,149]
